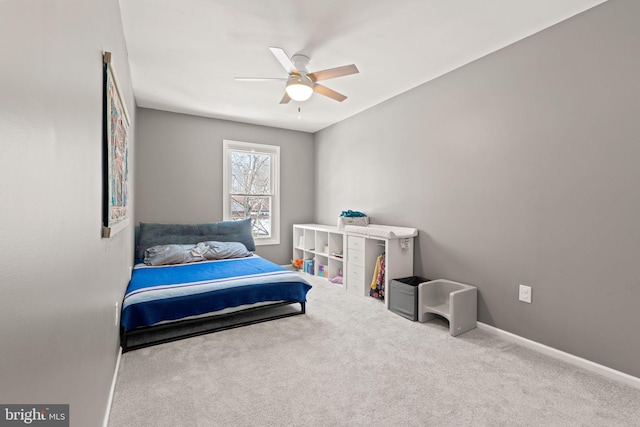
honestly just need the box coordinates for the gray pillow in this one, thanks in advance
[136,219,255,260]
[194,241,252,260]
[144,241,252,266]
[144,244,206,266]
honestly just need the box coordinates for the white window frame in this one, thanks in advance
[222,140,280,246]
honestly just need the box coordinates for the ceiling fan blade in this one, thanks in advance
[279,92,292,104]
[269,47,298,75]
[307,64,359,82]
[313,84,347,102]
[234,77,287,82]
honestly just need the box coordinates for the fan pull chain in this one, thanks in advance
[298,106,301,119]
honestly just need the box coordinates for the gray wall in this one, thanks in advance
[0,0,135,425]
[314,0,640,378]
[135,108,314,264]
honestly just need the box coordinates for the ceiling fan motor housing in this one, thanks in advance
[291,54,310,74]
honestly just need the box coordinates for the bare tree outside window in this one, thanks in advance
[230,151,273,237]
[223,140,280,245]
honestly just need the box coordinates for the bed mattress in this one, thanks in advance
[121,255,312,332]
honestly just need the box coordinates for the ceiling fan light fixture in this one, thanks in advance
[285,75,313,101]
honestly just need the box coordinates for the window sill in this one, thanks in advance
[255,237,280,246]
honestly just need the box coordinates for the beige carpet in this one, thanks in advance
[108,272,640,426]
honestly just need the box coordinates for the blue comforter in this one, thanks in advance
[121,255,312,331]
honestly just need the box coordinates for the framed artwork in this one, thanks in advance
[102,51,131,238]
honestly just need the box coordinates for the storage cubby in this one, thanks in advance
[294,223,417,311]
[344,225,417,310]
[293,224,345,285]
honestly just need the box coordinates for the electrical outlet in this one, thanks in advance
[115,302,119,326]
[519,284,532,303]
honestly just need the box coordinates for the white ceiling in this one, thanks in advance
[119,0,606,133]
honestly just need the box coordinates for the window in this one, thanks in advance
[223,140,280,245]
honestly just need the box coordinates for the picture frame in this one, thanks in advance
[102,51,131,238]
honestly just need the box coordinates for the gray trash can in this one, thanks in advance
[389,276,429,321]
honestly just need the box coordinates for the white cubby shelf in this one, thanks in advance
[293,224,345,285]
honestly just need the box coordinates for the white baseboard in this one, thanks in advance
[477,322,640,390]
[103,347,123,427]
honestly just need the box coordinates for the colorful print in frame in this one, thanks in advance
[102,51,130,238]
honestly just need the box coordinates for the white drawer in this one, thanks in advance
[347,280,364,296]
[347,264,365,282]
[348,249,364,267]
[347,235,365,250]
[347,266,366,296]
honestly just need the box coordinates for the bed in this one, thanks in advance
[120,219,312,352]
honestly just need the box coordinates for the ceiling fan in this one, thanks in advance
[235,47,359,104]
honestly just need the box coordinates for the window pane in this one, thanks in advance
[230,195,271,237]
[223,140,279,246]
[231,152,271,195]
